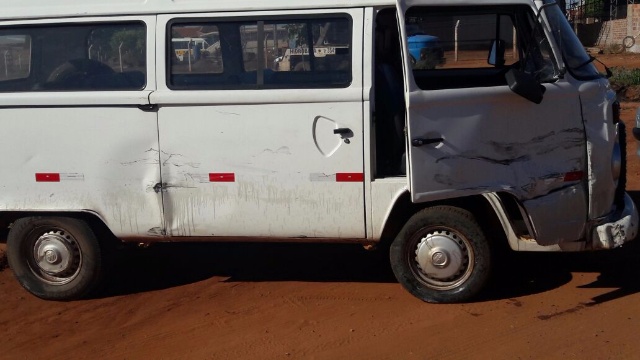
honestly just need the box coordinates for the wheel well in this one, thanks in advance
[0,211,120,246]
[379,193,508,250]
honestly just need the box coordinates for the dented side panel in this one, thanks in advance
[0,102,164,238]
[573,77,617,220]
[0,16,164,238]
[152,102,365,238]
[394,3,589,245]
[405,84,585,198]
[152,9,366,239]
[153,100,366,238]
[404,84,587,243]
[522,184,586,245]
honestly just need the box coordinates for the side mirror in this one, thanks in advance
[506,68,546,104]
[488,39,506,67]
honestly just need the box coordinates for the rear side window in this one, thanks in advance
[0,22,146,92]
[168,15,352,90]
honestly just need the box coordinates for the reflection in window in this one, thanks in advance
[271,19,351,76]
[169,16,352,89]
[171,25,223,74]
[0,22,147,92]
[404,6,558,91]
[406,13,518,70]
[0,35,31,81]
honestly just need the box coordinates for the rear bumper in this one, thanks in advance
[592,192,639,249]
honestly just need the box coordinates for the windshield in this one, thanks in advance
[543,0,601,79]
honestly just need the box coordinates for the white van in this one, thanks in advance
[0,0,636,303]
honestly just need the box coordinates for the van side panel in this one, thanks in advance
[0,17,163,238]
[397,5,589,246]
[152,10,367,238]
[0,102,163,237]
[573,78,618,220]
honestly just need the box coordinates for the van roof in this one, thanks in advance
[1,0,538,21]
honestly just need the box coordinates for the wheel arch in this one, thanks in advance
[0,210,119,246]
[379,191,511,250]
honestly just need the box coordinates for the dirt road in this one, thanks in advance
[2,55,640,360]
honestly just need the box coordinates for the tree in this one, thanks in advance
[584,0,605,19]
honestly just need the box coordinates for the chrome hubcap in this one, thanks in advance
[412,228,474,290]
[30,230,82,285]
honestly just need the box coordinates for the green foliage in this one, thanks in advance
[88,26,145,67]
[109,28,145,55]
[584,0,605,18]
[609,66,640,87]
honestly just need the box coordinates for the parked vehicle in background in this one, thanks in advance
[171,37,209,62]
[0,0,636,304]
[274,45,350,71]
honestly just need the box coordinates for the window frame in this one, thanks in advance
[165,13,354,91]
[0,19,148,93]
[405,5,558,91]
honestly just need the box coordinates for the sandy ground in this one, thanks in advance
[2,54,640,359]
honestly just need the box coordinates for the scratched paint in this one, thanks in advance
[404,76,590,243]
[0,106,163,238]
[154,97,367,239]
[574,78,618,220]
[163,177,365,237]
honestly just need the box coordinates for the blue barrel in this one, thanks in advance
[408,35,440,61]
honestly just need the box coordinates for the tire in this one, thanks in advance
[390,206,491,303]
[7,217,105,301]
[623,36,635,49]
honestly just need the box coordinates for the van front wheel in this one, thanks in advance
[7,217,105,301]
[390,206,490,303]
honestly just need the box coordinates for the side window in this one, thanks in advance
[407,13,518,70]
[0,35,31,82]
[270,19,352,79]
[405,6,557,90]
[239,24,260,72]
[523,12,557,82]
[168,15,352,90]
[0,22,146,92]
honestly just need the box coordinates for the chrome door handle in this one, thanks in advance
[412,138,443,147]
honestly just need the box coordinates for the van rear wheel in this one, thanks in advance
[7,217,105,301]
[390,206,491,303]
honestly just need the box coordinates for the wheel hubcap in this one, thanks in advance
[30,230,82,285]
[412,228,474,290]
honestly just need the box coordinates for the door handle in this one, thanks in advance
[333,128,352,135]
[138,104,158,112]
[333,128,353,144]
[412,138,443,147]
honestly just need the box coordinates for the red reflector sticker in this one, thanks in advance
[336,173,364,182]
[209,173,235,182]
[563,171,584,182]
[35,173,61,182]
